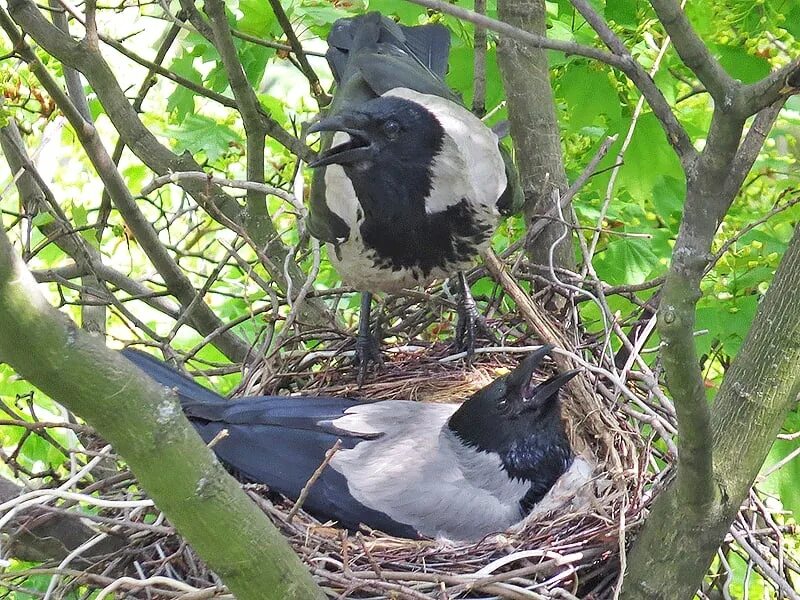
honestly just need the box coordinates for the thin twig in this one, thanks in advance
[287,439,343,522]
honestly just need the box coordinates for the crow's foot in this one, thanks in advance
[354,330,383,386]
[353,292,383,386]
[454,272,498,362]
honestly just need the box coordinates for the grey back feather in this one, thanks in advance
[330,401,530,540]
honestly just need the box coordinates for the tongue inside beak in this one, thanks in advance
[307,115,372,168]
[309,133,371,168]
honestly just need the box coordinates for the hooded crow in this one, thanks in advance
[122,345,577,541]
[308,13,522,379]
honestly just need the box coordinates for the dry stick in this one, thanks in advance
[287,439,343,522]
[205,428,229,450]
[356,532,384,579]
[141,172,297,204]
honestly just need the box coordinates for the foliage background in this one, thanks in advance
[1,0,799,597]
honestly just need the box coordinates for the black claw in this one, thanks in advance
[454,272,498,362]
[354,330,383,386]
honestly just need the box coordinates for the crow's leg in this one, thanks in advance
[355,291,383,385]
[455,272,497,361]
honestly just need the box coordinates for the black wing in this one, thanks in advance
[122,349,419,538]
[308,12,454,244]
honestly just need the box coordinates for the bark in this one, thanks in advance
[623,222,800,599]
[496,0,573,271]
[0,228,325,599]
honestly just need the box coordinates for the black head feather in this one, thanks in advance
[448,346,579,508]
[308,95,444,173]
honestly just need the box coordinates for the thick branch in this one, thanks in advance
[0,227,326,600]
[624,223,800,599]
[722,101,784,202]
[657,111,746,509]
[739,58,800,116]
[647,0,737,103]
[496,0,575,270]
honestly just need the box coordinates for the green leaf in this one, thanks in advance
[593,236,661,284]
[761,411,800,519]
[651,175,684,232]
[367,0,425,22]
[72,203,88,227]
[714,44,772,84]
[166,114,240,162]
[557,62,621,133]
[237,0,276,36]
[781,3,800,37]
[604,0,640,27]
[695,293,759,356]
[31,213,54,227]
[616,113,684,200]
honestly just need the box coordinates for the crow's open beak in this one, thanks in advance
[506,345,554,395]
[308,114,374,168]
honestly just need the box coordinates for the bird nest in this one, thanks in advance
[2,267,796,599]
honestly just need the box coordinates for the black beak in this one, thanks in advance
[506,345,554,393]
[307,114,374,168]
[530,369,580,406]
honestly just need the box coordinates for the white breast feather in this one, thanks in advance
[323,132,362,232]
[330,402,530,541]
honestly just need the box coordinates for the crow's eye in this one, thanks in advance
[383,120,400,139]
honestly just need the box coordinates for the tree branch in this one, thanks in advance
[97,16,184,240]
[624,222,800,599]
[0,120,109,335]
[266,0,330,107]
[0,475,129,564]
[7,0,335,333]
[405,0,621,65]
[567,0,696,166]
[647,0,737,103]
[7,0,244,223]
[32,263,181,320]
[496,0,575,269]
[201,0,273,249]
[722,101,785,202]
[404,0,696,164]
[1,6,253,362]
[471,0,487,117]
[0,226,326,599]
[657,111,746,512]
[739,57,800,116]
